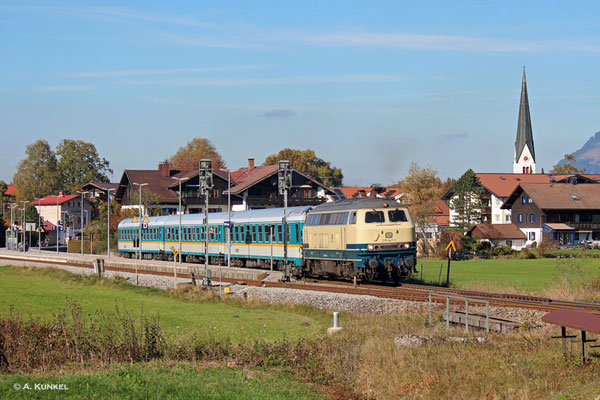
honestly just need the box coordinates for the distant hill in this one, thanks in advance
[556,131,600,173]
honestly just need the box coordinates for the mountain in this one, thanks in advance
[556,131,600,173]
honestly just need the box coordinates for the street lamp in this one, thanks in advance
[77,191,89,256]
[19,200,27,252]
[56,192,63,254]
[278,160,292,281]
[8,203,17,250]
[199,159,213,286]
[132,182,148,286]
[8,203,19,250]
[105,188,116,258]
[35,198,43,252]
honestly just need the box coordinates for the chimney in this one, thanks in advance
[248,158,255,169]
[158,161,170,177]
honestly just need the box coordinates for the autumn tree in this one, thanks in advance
[550,153,585,174]
[0,180,7,216]
[450,169,485,233]
[56,139,112,194]
[13,140,61,200]
[263,148,343,187]
[169,138,226,171]
[399,162,443,255]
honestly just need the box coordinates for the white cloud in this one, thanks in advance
[300,33,546,52]
[122,74,403,87]
[36,85,95,92]
[62,65,271,78]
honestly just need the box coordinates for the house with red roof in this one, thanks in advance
[32,194,93,246]
[442,173,600,229]
[114,159,334,215]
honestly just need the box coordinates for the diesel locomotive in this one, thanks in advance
[117,198,417,282]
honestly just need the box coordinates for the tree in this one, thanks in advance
[13,140,61,200]
[0,180,7,216]
[169,138,226,171]
[450,169,485,233]
[56,139,112,194]
[399,162,443,255]
[550,153,585,174]
[263,148,343,187]
[24,204,40,226]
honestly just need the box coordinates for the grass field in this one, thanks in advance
[0,266,330,342]
[0,363,326,400]
[1,265,600,399]
[414,257,600,296]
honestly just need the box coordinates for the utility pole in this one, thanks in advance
[106,188,115,258]
[227,170,231,269]
[77,191,89,256]
[278,160,292,281]
[199,159,213,286]
[172,177,186,265]
[133,182,148,285]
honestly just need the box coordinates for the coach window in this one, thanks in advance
[277,224,282,243]
[252,225,256,242]
[349,212,357,224]
[245,225,252,243]
[258,225,263,242]
[294,224,299,243]
[388,210,408,222]
[365,211,385,223]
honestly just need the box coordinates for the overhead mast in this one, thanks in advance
[513,66,536,174]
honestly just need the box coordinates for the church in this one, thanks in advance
[513,68,536,174]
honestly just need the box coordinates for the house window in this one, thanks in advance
[506,240,512,247]
[529,232,536,241]
[494,215,500,222]
[518,214,523,223]
[521,196,529,205]
[505,215,511,223]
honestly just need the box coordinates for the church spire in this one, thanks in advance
[513,66,536,174]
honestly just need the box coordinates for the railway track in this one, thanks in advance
[2,253,600,314]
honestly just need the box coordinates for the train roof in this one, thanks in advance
[309,198,406,212]
[118,206,312,228]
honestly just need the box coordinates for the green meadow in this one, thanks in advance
[0,265,329,342]
[415,257,600,296]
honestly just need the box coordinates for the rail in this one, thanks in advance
[428,293,490,333]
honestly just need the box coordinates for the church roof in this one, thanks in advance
[515,67,535,163]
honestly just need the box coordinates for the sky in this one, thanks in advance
[1,1,600,186]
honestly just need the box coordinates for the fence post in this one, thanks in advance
[465,299,469,332]
[446,297,450,328]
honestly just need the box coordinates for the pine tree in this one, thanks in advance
[450,169,485,233]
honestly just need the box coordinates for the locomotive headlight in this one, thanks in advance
[401,243,410,249]
[367,244,374,251]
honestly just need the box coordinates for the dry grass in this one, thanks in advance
[316,314,600,400]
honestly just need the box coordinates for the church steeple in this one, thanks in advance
[513,67,536,174]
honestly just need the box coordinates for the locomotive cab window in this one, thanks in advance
[349,212,357,224]
[365,211,385,223]
[388,210,408,222]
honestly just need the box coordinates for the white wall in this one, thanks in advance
[513,145,536,174]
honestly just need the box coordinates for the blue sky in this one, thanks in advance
[1,1,600,186]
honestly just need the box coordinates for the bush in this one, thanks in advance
[519,248,536,259]
[492,245,513,257]
[530,241,537,249]
[537,242,555,258]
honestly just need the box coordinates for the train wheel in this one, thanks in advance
[364,267,376,282]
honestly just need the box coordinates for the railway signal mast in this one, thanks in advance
[278,160,292,282]
[199,159,213,286]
